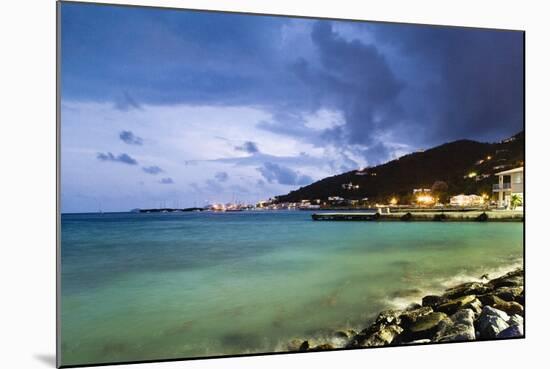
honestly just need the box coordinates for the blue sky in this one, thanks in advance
[60,2,524,213]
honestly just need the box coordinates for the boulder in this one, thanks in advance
[493,286,523,302]
[443,282,492,299]
[435,309,476,342]
[477,306,510,339]
[496,324,524,339]
[362,325,404,347]
[492,299,524,316]
[312,343,335,351]
[404,312,451,341]
[375,309,402,325]
[488,270,524,289]
[478,294,523,315]
[405,303,423,311]
[464,298,483,316]
[299,340,310,351]
[508,314,524,327]
[477,294,501,306]
[287,339,304,351]
[435,295,476,315]
[422,295,447,308]
[399,306,433,328]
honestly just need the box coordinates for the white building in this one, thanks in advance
[450,194,484,207]
[493,166,524,209]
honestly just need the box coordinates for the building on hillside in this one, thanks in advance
[450,194,485,207]
[493,166,524,209]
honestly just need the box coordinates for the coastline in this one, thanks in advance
[285,265,524,352]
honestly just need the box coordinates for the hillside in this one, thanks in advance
[276,131,524,204]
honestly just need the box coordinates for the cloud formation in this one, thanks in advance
[119,130,143,145]
[257,162,313,186]
[235,141,259,154]
[159,177,174,184]
[215,172,229,182]
[142,165,163,175]
[96,152,138,165]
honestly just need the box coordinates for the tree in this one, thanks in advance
[510,194,522,210]
[431,181,449,203]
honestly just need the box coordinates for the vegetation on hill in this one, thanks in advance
[276,132,524,204]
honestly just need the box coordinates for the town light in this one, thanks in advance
[487,156,492,160]
[390,197,398,205]
[467,172,477,178]
[416,194,435,204]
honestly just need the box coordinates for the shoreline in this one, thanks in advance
[286,266,524,352]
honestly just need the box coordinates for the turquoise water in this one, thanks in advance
[60,211,523,365]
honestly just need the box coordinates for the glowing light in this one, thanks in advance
[390,197,398,205]
[487,156,492,160]
[416,194,435,204]
[468,172,477,178]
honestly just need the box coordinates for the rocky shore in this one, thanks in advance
[287,268,524,352]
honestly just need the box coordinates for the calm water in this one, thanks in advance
[60,211,523,365]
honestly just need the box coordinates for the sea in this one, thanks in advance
[60,211,523,365]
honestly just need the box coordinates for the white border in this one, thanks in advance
[1,1,549,368]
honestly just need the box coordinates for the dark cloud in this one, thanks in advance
[235,141,259,154]
[159,177,174,184]
[257,162,313,186]
[142,165,163,175]
[215,172,229,182]
[64,5,523,166]
[369,24,524,145]
[96,152,138,165]
[119,130,143,145]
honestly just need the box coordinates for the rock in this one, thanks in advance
[299,340,310,351]
[478,294,523,316]
[399,306,433,328]
[488,270,524,289]
[422,295,447,308]
[492,299,524,316]
[477,306,510,339]
[496,324,524,339]
[435,295,476,315]
[508,314,524,327]
[312,343,335,351]
[435,309,476,342]
[493,286,523,302]
[287,339,304,351]
[464,298,483,316]
[443,282,492,299]
[375,309,402,325]
[405,303,423,311]
[404,312,451,341]
[481,305,510,321]
[362,325,403,347]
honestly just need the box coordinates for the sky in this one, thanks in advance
[60,3,524,213]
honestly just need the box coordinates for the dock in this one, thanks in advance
[311,210,523,222]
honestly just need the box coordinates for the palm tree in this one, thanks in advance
[510,194,522,210]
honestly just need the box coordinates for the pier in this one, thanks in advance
[311,210,523,222]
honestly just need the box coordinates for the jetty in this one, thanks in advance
[311,210,523,222]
